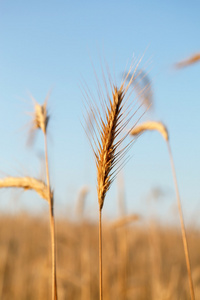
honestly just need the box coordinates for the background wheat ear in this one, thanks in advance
[130,121,168,141]
[29,92,50,134]
[174,53,200,69]
[130,120,195,300]
[0,176,51,202]
[29,94,58,300]
[85,62,143,300]
[75,185,89,220]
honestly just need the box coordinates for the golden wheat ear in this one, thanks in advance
[86,69,143,211]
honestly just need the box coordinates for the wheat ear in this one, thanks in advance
[130,121,195,300]
[0,176,51,201]
[96,87,124,210]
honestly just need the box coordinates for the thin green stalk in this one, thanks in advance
[44,134,58,300]
[167,141,195,300]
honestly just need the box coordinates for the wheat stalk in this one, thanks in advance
[130,120,195,300]
[85,62,142,300]
[30,93,58,300]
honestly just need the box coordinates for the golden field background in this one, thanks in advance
[0,213,199,300]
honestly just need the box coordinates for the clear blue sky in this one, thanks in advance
[0,1,200,224]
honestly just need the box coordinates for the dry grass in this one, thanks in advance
[0,214,199,300]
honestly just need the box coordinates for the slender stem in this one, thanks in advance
[44,134,58,300]
[167,141,195,300]
[99,208,103,300]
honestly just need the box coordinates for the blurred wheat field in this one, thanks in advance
[0,213,199,300]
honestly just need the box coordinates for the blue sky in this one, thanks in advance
[0,1,200,224]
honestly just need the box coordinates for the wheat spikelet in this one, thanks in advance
[130,121,169,141]
[0,176,52,202]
